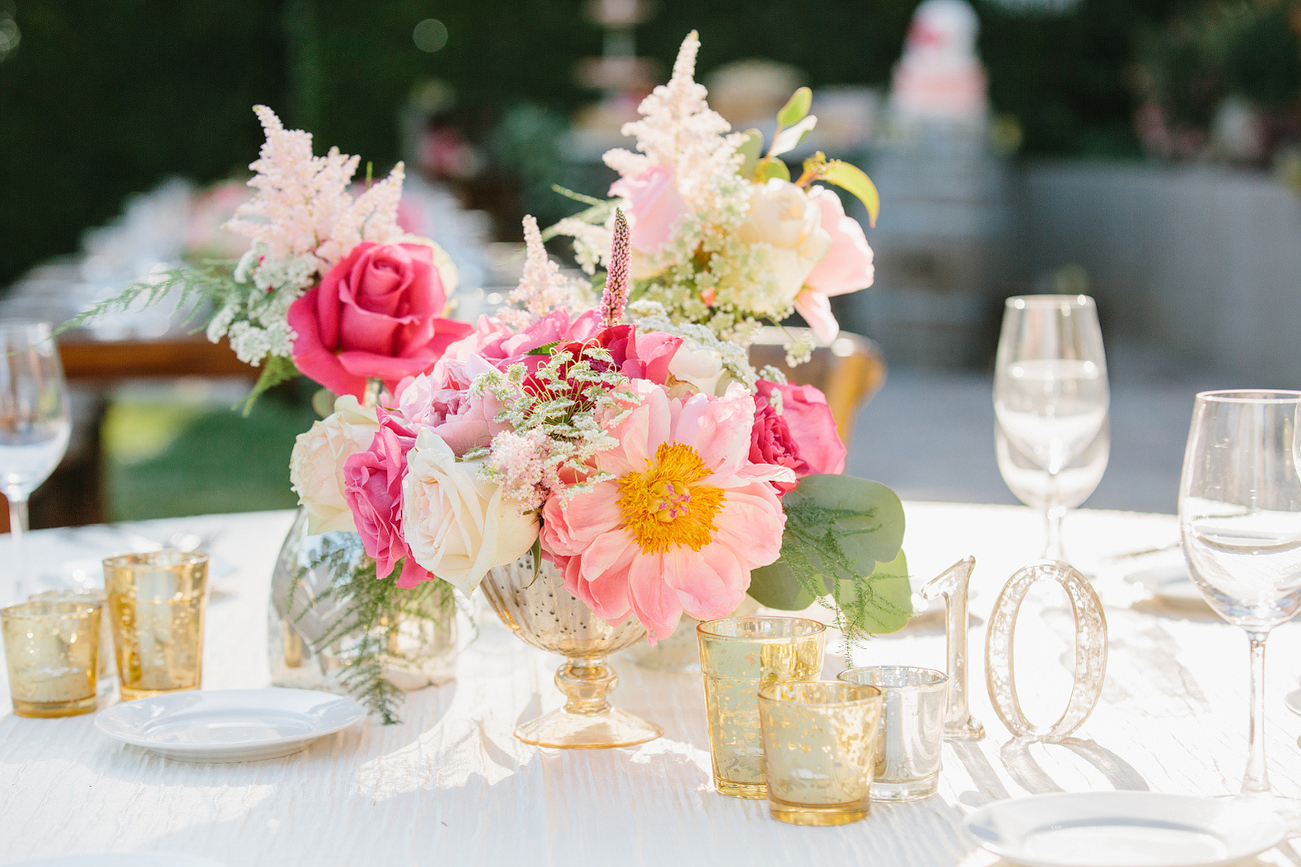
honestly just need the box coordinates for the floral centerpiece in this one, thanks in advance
[74,32,910,732]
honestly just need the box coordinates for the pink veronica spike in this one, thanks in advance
[602,209,631,328]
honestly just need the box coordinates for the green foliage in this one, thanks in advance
[238,355,300,417]
[55,260,237,337]
[291,537,458,725]
[820,159,880,227]
[757,158,791,183]
[777,86,812,127]
[748,474,909,648]
[736,129,764,179]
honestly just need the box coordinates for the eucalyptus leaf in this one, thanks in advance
[737,129,764,179]
[831,550,912,635]
[770,116,816,158]
[748,559,815,611]
[777,86,813,127]
[746,474,907,637]
[821,161,881,227]
[757,158,791,183]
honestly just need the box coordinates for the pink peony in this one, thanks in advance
[396,353,504,456]
[541,381,794,642]
[288,242,472,397]
[609,164,689,255]
[342,409,432,587]
[797,186,876,343]
[756,380,846,476]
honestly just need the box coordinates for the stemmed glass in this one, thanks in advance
[1178,390,1301,816]
[0,322,71,604]
[994,295,1110,562]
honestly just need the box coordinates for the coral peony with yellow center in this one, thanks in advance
[617,443,725,555]
[541,380,795,642]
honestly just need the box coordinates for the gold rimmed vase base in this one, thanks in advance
[514,706,662,750]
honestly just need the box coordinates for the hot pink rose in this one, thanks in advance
[395,353,504,457]
[609,165,689,254]
[288,242,472,397]
[755,380,846,476]
[342,409,432,587]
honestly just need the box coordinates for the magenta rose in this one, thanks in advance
[755,380,847,476]
[749,401,804,494]
[609,165,688,255]
[342,409,432,587]
[288,242,473,397]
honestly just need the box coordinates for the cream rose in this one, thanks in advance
[402,429,539,596]
[738,178,833,312]
[667,339,727,397]
[289,395,381,535]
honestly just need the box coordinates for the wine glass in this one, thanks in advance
[994,295,1110,562]
[0,322,71,604]
[1179,390,1301,816]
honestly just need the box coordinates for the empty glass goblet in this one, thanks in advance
[994,295,1109,563]
[0,322,71,604]
[1179,390,1301,822]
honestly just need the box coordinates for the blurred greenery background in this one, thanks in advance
[1,0,1298,522]
[3,0,1265,288]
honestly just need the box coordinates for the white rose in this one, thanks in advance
[403,429,539,596]
[289,395,380,535]
[668,339,727,396]
[739,178,832,311]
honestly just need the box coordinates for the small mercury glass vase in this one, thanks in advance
[267,509,457,695]
[481,551,662,749]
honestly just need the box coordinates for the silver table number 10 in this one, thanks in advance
[984,561,1108,742]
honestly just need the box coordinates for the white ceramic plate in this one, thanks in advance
[964,792,1285,867]
[95,688,364,763]
[8,855,227,866]
[1284,689,1301,717]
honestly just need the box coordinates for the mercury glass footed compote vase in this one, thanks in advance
[481,552,662,749]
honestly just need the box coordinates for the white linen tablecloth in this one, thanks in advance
[1,502,1300,866]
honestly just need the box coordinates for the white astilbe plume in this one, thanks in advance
[604,31,744,213]
[224,105,405,282]
[499,216,580,327]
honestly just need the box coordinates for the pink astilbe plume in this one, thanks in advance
[604,31,742,212]
[500,216,578,328]
[224,105,405,278]
[601,209,630,327]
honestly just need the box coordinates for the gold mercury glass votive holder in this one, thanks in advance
[697,616,826,799]
[758,681,884,825]
[839,665,948,801]
[32,588,116,689]
[103,550,209,701]
[1,599,102,717]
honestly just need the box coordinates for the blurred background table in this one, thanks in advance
[1,501,1298,866]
